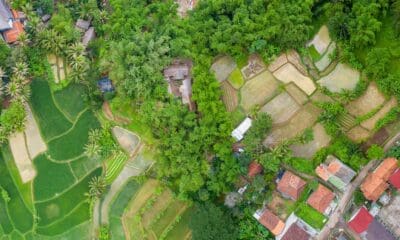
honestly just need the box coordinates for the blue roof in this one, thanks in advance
[98,77,114,93]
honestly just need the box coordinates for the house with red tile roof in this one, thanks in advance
[348,206,373,234]
[253,208,285,235]
[281,223,310,240]
[348,206,396,240]
[361,158,398,201]
[3,9,24,43]
[389,168,400,189]
[247,161,263,178]
[316,155,356,191]
[277,171,306,201]
[306,184,335,215]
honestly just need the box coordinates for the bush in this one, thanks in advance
[366,144,384,160]
[353,189,366,206]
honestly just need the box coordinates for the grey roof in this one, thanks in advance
[365,219,396,240]
[0,0,12,31]
[164,65,189,80]
[334,163,356,185]
[75,19,90,31]
[82,27,95,46]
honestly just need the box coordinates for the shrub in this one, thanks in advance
[366,144,384,160]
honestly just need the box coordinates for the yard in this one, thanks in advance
[295,203,327,230]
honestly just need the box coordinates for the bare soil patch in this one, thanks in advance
[361,97,397,130]
[273,63,316,95]
[220,81,238,112]
[285,83,308,105]
[310,89,334,103]
[346,126,370,142]
[240,70,278,111]
[318,63,360,93]
[264,103,321,147]
[346,82,386,117]
[267,191,295,220]
[260,91,300,126]
[211,55,236,82]
[241,54,266,79]
[307,25,331,54]
[290,123,331,159]
[9,132,36,183]
[24,104,47,159]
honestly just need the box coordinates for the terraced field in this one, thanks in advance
[0,79,103,239]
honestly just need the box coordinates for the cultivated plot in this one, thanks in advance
[240,70,279,111]
[210,55,237,82]
[346,82,386,117]
[260,91,300,126]
[273,63,316,95]
[220,80,239,112]
[318,63,360,93]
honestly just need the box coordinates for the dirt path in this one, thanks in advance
[102,101,130,125]
[317,160,377,240]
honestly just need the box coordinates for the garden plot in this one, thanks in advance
[267,191,295,220]
[24,104,47,159]
[346,83,386,117]
[264,103,321,147]
[240,70,279,111]
[285,83,308,105]
[260,91,300,126]
[287,50,308,76]
[361,97,398,130]
[310,89,334,103]
[122,179,191,240]
[290,123,331,159]
[210,55,236,82]
[228,68,244,89]
[318,63,360,93]
[221,80,239,112]
[273,63,316,95]
[267,53,288,73]
[241,54,266,79]
[47,54,69,84]
[112,126,140,156]
[347,126,370,142]
[307,25,331,54]
[315,42,336,71]
[8,132,36,183]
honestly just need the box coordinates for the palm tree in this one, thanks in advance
[88,176,106,199]
[17,32,30,48]
[66,42,86,61]
[6,80,22,99]
[12,62,29,80]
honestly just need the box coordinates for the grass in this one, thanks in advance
[28,221,92,240]
[228,68,244,89]
[35,168,101,226]
[0,150,33,234]
[295,203,327,230]
[36,201,90,236]
[33,154,76,201]
[53,84,87,121]
[308,45,321,62]
[104,152,129,184]
[0,197,13,234]
[47,110,100,161]
[30,79,72,140]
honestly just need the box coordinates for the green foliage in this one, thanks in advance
[317,102,346,136]
[366,144,384,160]
[50,5,80,43]
[0,100,26,142]
[365,47,391,80]
[375,107,400,130]
[354,189,367,206]
[99,225,110,240]
[189,202,237,240]
[243,112,272,156]
[237,213,273,240]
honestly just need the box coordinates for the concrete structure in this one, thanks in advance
[231,117,252,141]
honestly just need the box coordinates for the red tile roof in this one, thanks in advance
[277,171,306,200]
[281,222,310,240]
[3,20,23,43]
[248,161,263,178]
[389,168,400,189]
[361,173,388,201]
[257,209,285,235]
[374,158,398,181]
[307,184,335,214]
[348,207,373,234]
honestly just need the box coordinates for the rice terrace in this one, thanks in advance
[3,1,400,240]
